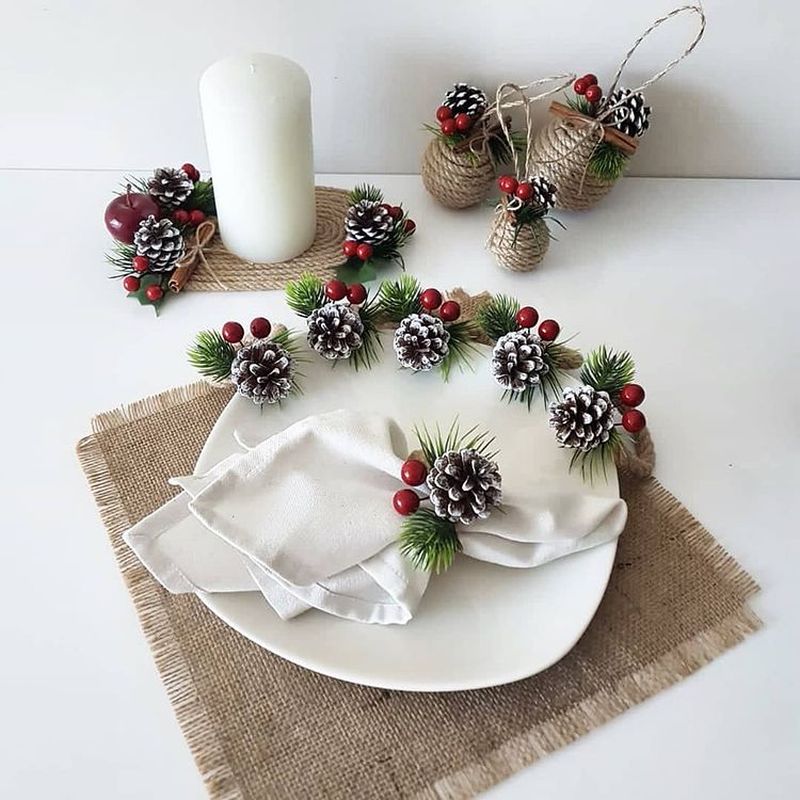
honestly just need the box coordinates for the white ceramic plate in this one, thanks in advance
[194,340,618,691]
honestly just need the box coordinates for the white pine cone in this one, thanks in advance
[393,313,450,371]
[307,301,364,360]
[443,83,488,117]
[548,385,615,451]
[147,167,194,209]
[427,448,502,525]
[133,215,184,272]
[605,88,651,138]
[345,200,392,246]
[491,329,550,392]
[231,339,294,405]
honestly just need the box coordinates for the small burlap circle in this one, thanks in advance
[184,186,349,292]
[530,118,618,211]
[421,137,495,209]
[487,214,550,272]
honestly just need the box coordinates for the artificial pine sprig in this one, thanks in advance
[378,274,422,323]
[398,509,461,574]
[439,320,480,382]
[106,241,136,273]
[475,294,520,341]
[187,330,236,382]
[347,184,384,205]
[580,345,635,399]
[569,426,626,483]
[414,419,498,466]
[349,296,383,372]
[285,273,325,317]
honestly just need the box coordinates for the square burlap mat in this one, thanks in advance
[77,381,760,800]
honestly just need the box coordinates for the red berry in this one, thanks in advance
[419,288,442,311]
[574,78,588,95]
[189,209,206,226]
[388,205,403,219]
[347,283,367,305]
[622,409,647,434]
[441,118,457,136]
[181,163,200,181]
[619,383,645,408]
[515,182,534,201]
[393,489,420,516]
[356,243,373,262]
[342,239,358,257]
[583,74,598,87]
[436,105,453,122]
[132,256,149,273]
[497,175,518,195]
[404,218,416,234]
[173,209,190,225]
[584,85,602,104]
[439,300,461,322]
[516,306,539,328]
[324,280,348,301]
[145,284,164,302]
[222,321,244,343]
[454,113,473,132]
[400,459,427,486]
[250,317,271,339]
[122,275,140,293]
[538,319,560,341]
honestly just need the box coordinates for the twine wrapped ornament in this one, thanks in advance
[529,5,706,211]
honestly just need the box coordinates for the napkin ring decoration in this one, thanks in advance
[188,317,304,406]
[394,420,502,574]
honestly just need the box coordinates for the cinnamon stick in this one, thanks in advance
[548,101,638,155]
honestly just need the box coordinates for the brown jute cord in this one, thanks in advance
[184,186,349,292]
[615,427,656,478]
[488,213,550,272]
[420,136,496,209]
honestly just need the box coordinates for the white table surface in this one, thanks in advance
[0,172,798,799]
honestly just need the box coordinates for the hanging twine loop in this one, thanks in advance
[169,219,228,292]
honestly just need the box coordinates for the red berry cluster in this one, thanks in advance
[435,104,477,138]
[618,383,647,434]
[221,316,273,345]
[573,73,602,105]
[514,304,560,342]
[323,279,368,305]
[341,204,416,262]
[392,458,428,516]
[497,175,535,204]
[419,287,460,322]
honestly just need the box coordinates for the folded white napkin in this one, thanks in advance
[123,409,627,625]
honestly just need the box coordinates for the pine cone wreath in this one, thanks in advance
[307,302,364,360]
[427,449,502,525]
[393,313,450,371]
[548,386,615,451]
[231,339,294,405]
[147,167,194,210]
[133,216,185,271]
[491,329,550,392]
[605,88,651,137]
[345,200,392,246]
[443,83,488,118]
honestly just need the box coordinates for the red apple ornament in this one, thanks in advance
[104,186,160,243]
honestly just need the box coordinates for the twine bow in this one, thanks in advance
[168,218,228,293]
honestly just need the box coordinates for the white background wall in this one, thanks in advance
[0,0,797,177]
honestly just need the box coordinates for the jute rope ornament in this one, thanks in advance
[529,5,706,211]
[486,75,575,272]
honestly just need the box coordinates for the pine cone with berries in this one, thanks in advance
[231,339,294,405]
[443,83,488,118]
[307,302,364,360]
[549,385,615,451]
[393,313,450,371]
[147,167,194,210]
[133,216,185,271]
[605,88,651,138]
[427,448,502,525]
[491,329,550,392]
[344,200,392,246]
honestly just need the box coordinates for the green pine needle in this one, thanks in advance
[475,294,519,342]
[569,427,626,484]
[377,274,422,322]
[349,298,383,372]
[118,175,150,196]
[414,419,498,466]
[106,241,136,272]
[565,93,594,116]
[588,141,628,182]
[185,178,217,215]
[187,330,236,382]
[580,346,635,398]
[347,183,384,205]
[399,509,461,574]
[285,273,324,318]
[440,320,480,382]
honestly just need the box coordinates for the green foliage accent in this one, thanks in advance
[106,241,136,272]
[377,274,422,323]
[285,273,324,318]
[336,259,378,284]
[127,273,169,315]
[565,93,594,117]
[424,123,524,166]
[440,320,480,382]
[588,141,628,182]
[414,419,498,466]
[188,330,236,382]
[580,346,635,398]
[347,183,384,205]
[185,178,216,215]
[569,427,626,484]
[475,294,519,342]
[350,297,383,372]
[398,509,461,574]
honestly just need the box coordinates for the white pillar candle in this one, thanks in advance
[199,54,316,263]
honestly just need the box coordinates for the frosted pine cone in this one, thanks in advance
[307,301,364,360]
[605,88,651,138]
[443,83,488,118]
[427,449,502,525]
[549,386,615,451]
[231,339,294,405]
[530,176,557,211]
[393,313,450,371]
[345,200,392,246]
[491,329,550,392]
[133,216,184,271]
[147,167,194,209]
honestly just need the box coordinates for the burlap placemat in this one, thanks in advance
[76,382,761,800]
[185,186,349,292]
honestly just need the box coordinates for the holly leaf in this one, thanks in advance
[336,259,378,284]
[127,273,169,316]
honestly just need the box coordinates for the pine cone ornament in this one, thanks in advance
[427,449,502,525]
[307,301,364,360]
[147,167,194,209]
[443,83,488,118]
[393,313,450,371]
[230,339,294,405]
[133,216,185,271]
[530,176,557,211]
[605,88,651,137]
[549,386,615,451]
[345,200,392,246]
[491,329,550,392]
